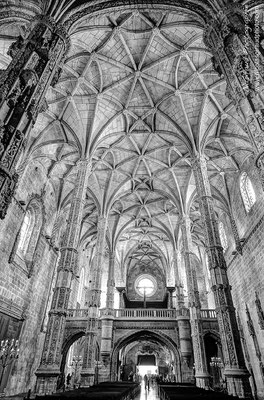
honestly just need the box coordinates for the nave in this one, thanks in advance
[0,1,264,399]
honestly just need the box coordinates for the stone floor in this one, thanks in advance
[134,381,160,400]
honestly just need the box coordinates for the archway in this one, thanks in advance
[110,330,181,383]
[58,331,86,389]
[203,332,223,390]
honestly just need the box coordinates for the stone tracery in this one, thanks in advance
[0,0,264,398]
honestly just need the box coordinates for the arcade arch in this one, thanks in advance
[110,330,182,382]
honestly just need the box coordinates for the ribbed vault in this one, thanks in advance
[0,3,255,283]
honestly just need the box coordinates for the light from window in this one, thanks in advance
[17,211,31,255]
[137,278,154,296]
[77,268,84,305]
[135,275,157,298]
[240,172,256,212]
[219,221,228,252]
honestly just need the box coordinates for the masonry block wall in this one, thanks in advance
[223,156,264,398]
[0,159,59,395]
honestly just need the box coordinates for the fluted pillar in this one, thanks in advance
[80,216,107,386]
[35,159,91,394]
[0,15,69,218]
[181,216,210,388]
[193,156,252,398]
[204,5,264,187]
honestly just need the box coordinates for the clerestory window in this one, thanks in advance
[240,172,256,212]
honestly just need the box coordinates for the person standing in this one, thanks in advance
[144,374,149,391]
[66,373,72,387]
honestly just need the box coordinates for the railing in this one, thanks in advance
[67,309,90,318]
[200,309,217,319]
[66,308,216,320]
[114,309,177,319]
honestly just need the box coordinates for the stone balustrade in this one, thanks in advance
[66,308,217,320]
[200,309,217,319]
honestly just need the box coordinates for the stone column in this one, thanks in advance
[100,251,116,380]
[35,160,90,394]
[105,251,115,311]
[193,156,252,398]
[220,172,243,255]
[181,216,210,389]
[167,287,175,308]
[117,288,126,309]
[175,245,192,380]
[172,250,184,309]
[204,4,264,186]
[0,15,69,218]
[80,216,107,386]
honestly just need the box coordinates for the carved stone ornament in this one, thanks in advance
[64,0,212,30]
[37,161,91,388]
[0,16,70,220]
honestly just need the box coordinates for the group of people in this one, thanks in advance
[143,374,151,390]
[143,374,173,389]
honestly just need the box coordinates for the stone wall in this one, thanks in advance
[0,159,58,395]
[222,156,264,399]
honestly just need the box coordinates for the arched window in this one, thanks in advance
[17,210,35,256]
[240,172,256,212]
[9,198,44,277]
[219,222,228,252]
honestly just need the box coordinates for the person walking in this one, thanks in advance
[66,373,72,387]
[144,374,150,391]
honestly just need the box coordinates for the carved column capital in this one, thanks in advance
[31,14,70,49]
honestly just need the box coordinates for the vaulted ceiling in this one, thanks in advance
[0,1,257,282]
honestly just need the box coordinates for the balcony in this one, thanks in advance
[114,308,177,319]
[66,308,216,320]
